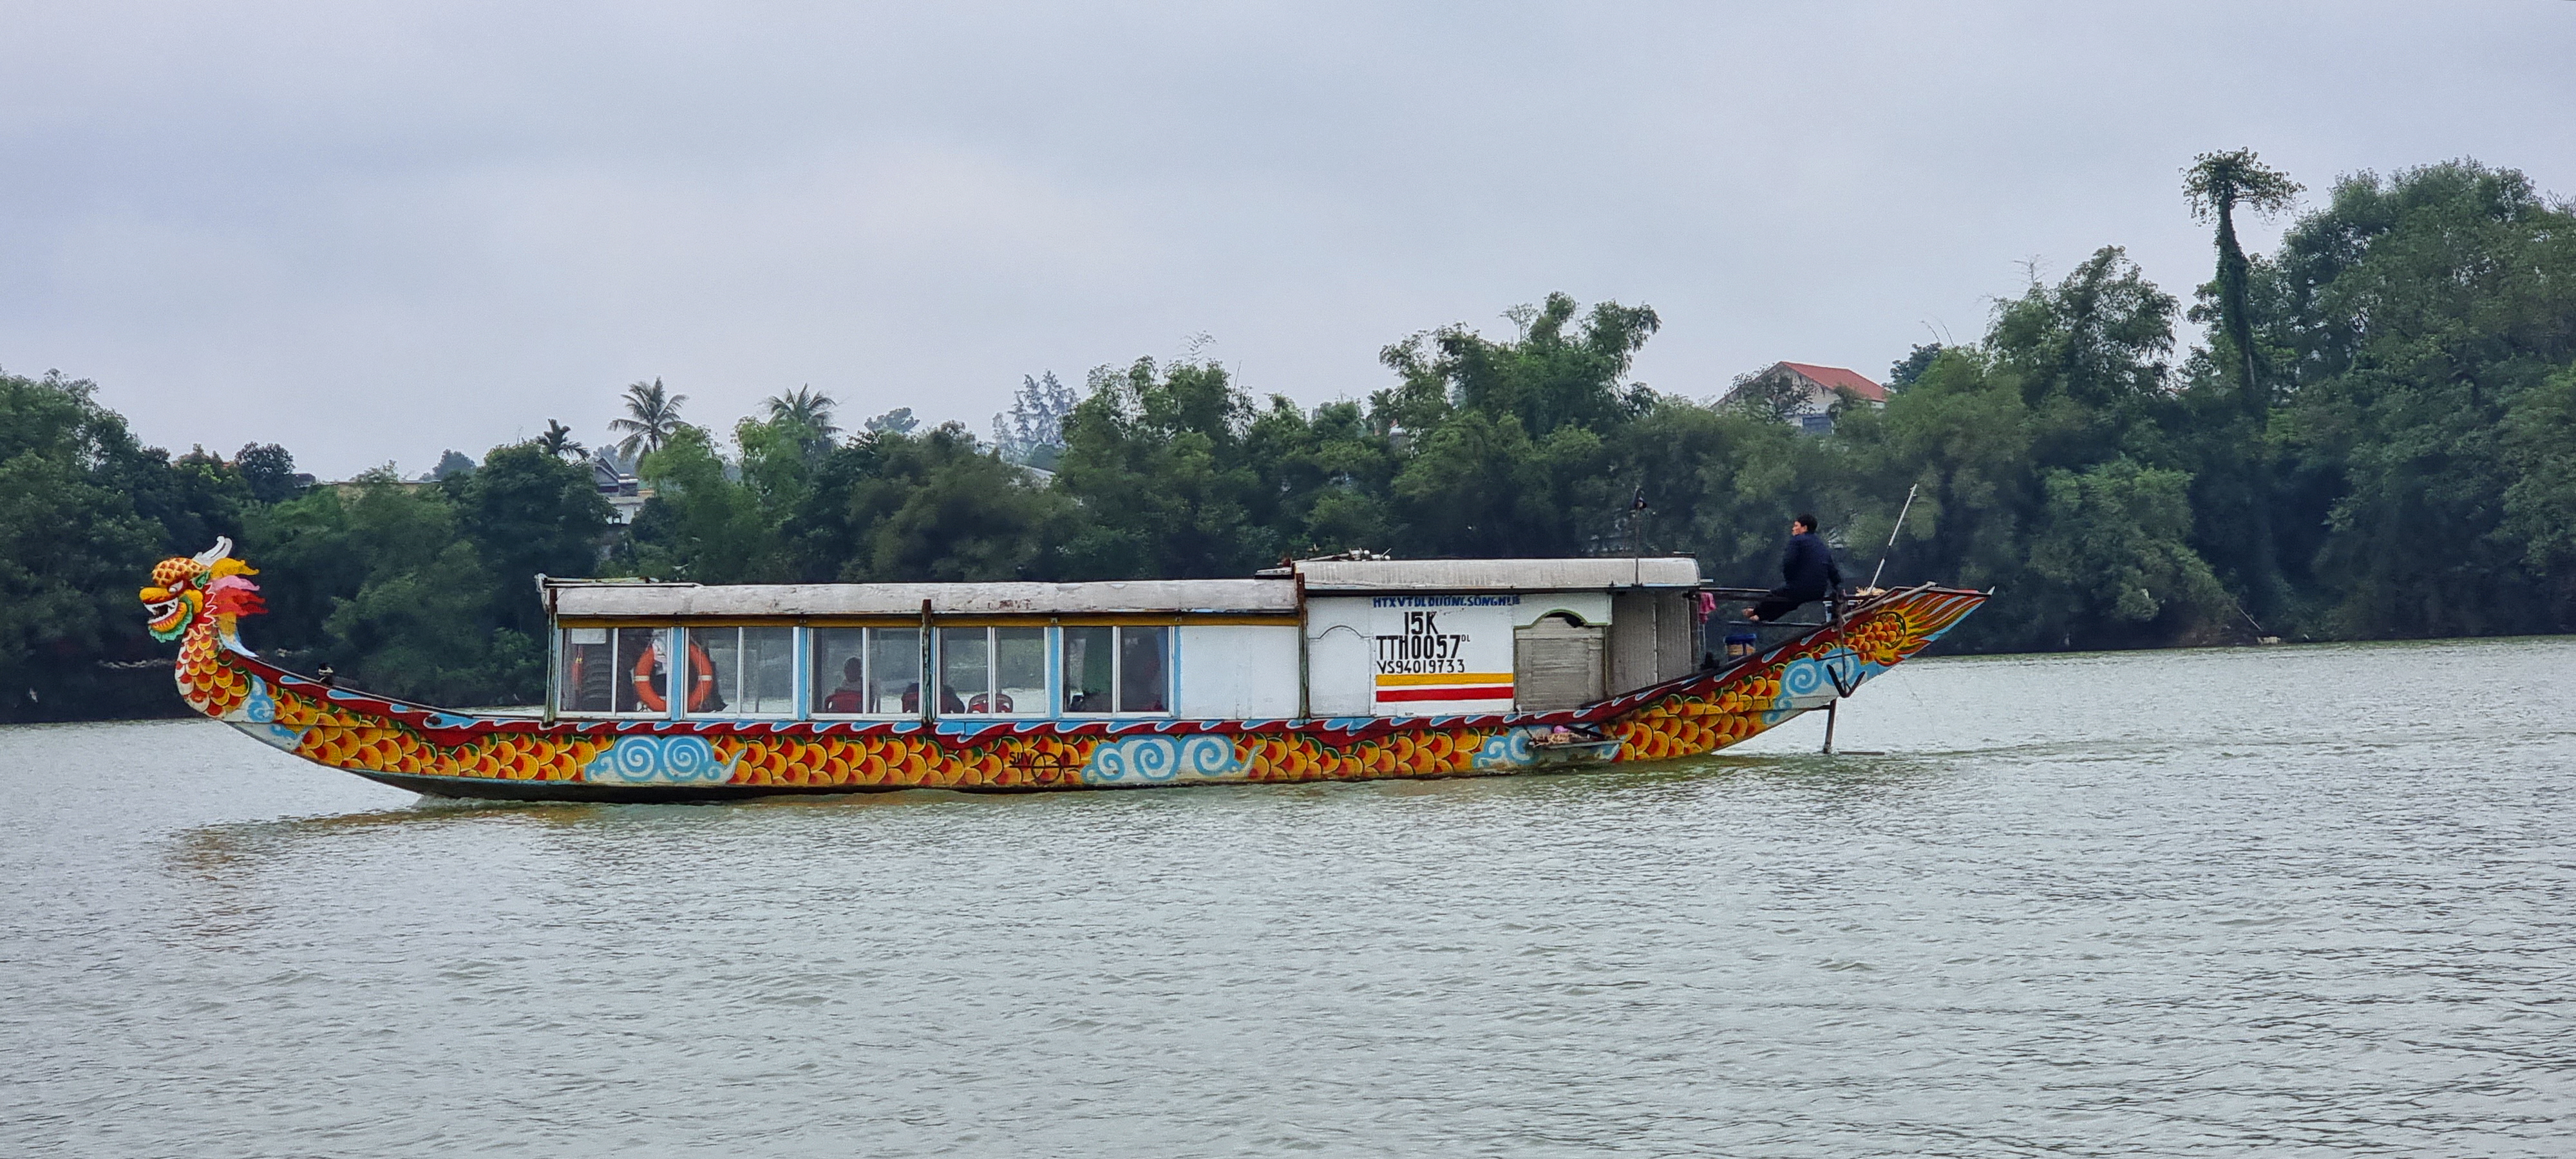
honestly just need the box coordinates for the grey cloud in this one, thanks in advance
[2,1,2568,475]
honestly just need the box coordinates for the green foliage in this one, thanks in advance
[0,372,174,719]
[2502,365,2576,580]
[1370,294,1662,557]
[15,153,2576,722]
[2261,161,2576,636]
[761,387,840,467]
[1888,343,1942,390]
[764,386,840,437]
[446,442,612,635]
[611,377,688,461]
[535,420,585,462]
[2184,149,2304,226]
[796,423,1074,582]
[1618,397,1821,580]
[238,447,607,707]
[321,541,544,708]
[2025,459,2228,645]
[863,407,920,435]
[1835,348,2038,603]
[1055,358,1272,578]
[1392,410,1610,558]
[1241,397,1397,556]
[1824,256,2228,651]
[2183,149,2307,616]
[627,425,775,583]
[234,443,303,504]
[1377,291,1658,439]
[994,372,1077,468]
[240,470,440,660]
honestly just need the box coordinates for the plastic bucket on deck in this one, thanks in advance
[1723,633,1757,665]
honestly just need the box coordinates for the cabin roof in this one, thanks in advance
[542,558,1702,619]
[1282,556,1701,592]
[547,578,1296,618]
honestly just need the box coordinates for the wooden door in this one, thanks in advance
[1513,615,1604,711]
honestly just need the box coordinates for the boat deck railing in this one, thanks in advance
[1695,583,1925,674]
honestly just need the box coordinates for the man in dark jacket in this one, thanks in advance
[1747,513,1842,623]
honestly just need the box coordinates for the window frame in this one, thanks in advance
[938,625,1050,718]
[558,620,1179,721]
[806,623,925,720]
[677,624,799,719]
[554,623,679,719]
[1059,623,1175,717]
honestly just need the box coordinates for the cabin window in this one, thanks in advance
[938,627,1045,715]
[810,627,922,715]
[560,628,612,713]
[558,626,674,715]
[687,626,794,717]
[1060,625,1170,714]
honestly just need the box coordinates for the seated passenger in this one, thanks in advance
[820,658,866,713]
[897,683,969,713]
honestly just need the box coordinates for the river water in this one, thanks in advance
[4,637,2571,1156]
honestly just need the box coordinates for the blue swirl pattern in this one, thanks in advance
[1762,649,1889,726]
[1473,729,1537,769]
[1082,734,1242,786]
[228,675,308,752]
[583,736,738,786]
[1779,658,1828,697]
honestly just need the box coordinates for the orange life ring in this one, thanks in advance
[633,639,717,713]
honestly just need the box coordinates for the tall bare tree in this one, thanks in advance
[2185,149,2301,615]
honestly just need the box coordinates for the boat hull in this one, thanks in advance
[182,586,1985,802]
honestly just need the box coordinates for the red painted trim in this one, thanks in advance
[1374,686,1513,702]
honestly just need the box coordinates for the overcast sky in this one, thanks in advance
[5,2,2570,478]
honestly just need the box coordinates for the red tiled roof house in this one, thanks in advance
[1720,362,1888,433]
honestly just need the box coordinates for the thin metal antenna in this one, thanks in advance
[1868,484,1919,589]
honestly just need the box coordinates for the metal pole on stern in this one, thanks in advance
[1868,484,1920,591]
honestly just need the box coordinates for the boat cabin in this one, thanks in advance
[540,557,1704,722]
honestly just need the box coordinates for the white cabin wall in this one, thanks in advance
[1303,598,1373,717]
[1309,592,1623,717]
[1176,625,1301,719]
[1511,592,1612,628]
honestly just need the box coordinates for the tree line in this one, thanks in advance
[4,154,2570,721]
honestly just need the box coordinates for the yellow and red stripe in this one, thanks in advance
[1373,672,1513,702]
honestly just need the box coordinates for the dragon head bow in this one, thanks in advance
[140,537,265,644]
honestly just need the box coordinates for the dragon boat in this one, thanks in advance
[142,540,1986,802]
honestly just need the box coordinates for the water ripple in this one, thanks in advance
[3,637,2572,1155]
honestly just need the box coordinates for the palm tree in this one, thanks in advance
[535,419,585,460]
[763,385,840,438]
[610,378,688,461]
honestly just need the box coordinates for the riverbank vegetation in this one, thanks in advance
[6,156,2571,720]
